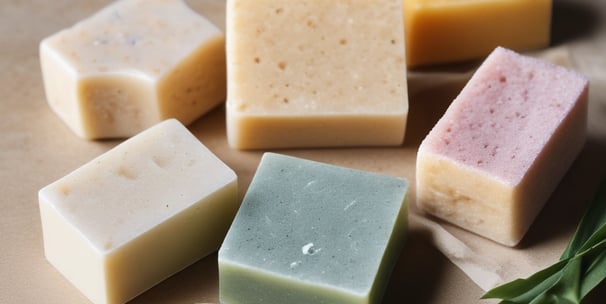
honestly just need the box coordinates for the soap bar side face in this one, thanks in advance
[77,74,159,138]
[157,35,227,125]
[417,47,588,246]
[103,181,237,304]
[226,0,408,149]
[39,119,238,304]
[219,153,408,304]
[404,0,552,66]
[40,0,226,139]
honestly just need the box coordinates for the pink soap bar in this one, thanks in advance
[416,47,588,246]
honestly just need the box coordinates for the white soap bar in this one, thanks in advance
[40,0,226,139]
[39,119,237,304]
[225,0,408,149]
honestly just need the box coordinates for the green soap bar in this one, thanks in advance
[219,153,408,304]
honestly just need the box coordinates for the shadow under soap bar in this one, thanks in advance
[39,119,237,304]
[219,153,408,304]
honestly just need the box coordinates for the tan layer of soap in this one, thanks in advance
[39,119,238,304]
[404,0,552,66]
[226,0,408,149]
[40,0,226,139]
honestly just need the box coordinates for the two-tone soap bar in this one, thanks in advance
[404,0,552,66]
[226,0,408,149]
[40,0,226,139]
[416,47,588,246]
[219,153,408,303]
[39,119,237,304]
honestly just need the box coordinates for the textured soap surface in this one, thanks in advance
[40,0,226,139]
[417,47,588,246]
[219,153,408,304]
[404,0,552,66]
[226,0,408,149]
[39,119,238,304]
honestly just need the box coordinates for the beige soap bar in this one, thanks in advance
[226,0,408,149]
[38,119,238,304]
[416,48,588,246]
[404,0,552,66]
[40,0,226,139]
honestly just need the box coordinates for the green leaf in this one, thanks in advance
[481,260,567,301]
[562,180,606,260]
[580,241,606,298]
[528,256,582,304]
[482,178,606,304]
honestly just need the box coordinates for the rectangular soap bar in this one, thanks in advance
[40,0,226,139]
[226,0,408,149]
[404,0,552,66]
[416,47,588,246]
[39,119,238,304]
[219,153,408,304]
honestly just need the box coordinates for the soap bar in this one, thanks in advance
[39,119,238,304]
[226,0,408,149]
[416,47,588,246]
[404,0,552,66]
[219,153,408,304]
[40,0,226,139]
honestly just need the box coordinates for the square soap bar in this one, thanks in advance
[404,0,552,66]
[226,0,408,149]
[416,47,588,246]
[39,119,238,304]
[40,0,226,139]
[219,153,408,304]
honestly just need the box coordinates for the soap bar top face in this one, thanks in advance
[40,119,236,253]
[404,0,552,66]
[219,153,408,303]
[225,0,408,149]
[227,0,406,115]
[420,47,588,186]
[45,0,219,78]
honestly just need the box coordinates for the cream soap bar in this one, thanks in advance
[219,153,408,304]
[40,0,226,139]
[226,0,408,149]
[39,119,237,304]
[416,47,588,246]
[404,0,552,66]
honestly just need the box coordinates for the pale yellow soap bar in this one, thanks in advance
[39,119,238,304]
[40,0,226,139]
[226,0,408,149]
[404,0,552,67]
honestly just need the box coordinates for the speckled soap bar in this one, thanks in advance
[225,0,408,149]
[218,153,408,304]
[416,47,588,246]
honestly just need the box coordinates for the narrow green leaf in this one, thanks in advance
[580,242,606,297]
[483,178,606,304]
[481,260,567,301]
[528,256,582,304]
[562,180,606,260]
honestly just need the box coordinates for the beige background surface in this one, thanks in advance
[1,0,606,303]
